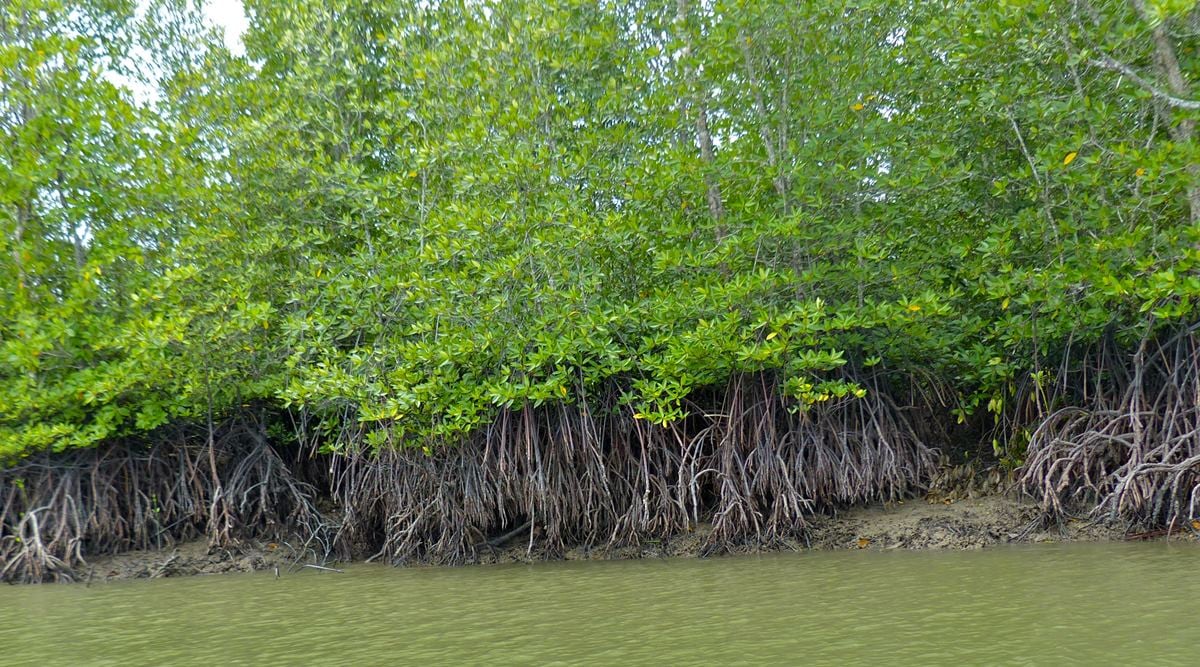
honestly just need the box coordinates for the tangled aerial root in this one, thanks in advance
[334,373,936,565]
[0,416,332,583]
[2,374,937,582]
[1021,326,1200,530]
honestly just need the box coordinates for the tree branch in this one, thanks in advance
[1089,55,1200,110]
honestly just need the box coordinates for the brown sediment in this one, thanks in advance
[79,462,1172,582]
[81,488,1175,584]
[84,539,292,582]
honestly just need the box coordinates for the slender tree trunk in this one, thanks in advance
[694,97,725,228]
[1131,0,1199,224]
[12,201,28,291]
[12,102,35,296]
[56,170,86,269]
[675,0,725,235]
[738,29,789,214]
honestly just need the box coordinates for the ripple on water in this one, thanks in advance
[1,541,1198,666]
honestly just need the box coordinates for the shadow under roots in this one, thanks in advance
[0,417,334,584]
[1,374,940,582]
[333,374,938,566]
[1021,325,1200,531]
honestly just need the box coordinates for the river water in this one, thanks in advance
[2,542,1197,665]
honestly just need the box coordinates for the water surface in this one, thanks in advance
[2,542,1196,665]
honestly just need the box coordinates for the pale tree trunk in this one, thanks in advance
[675,0,725,236]
[1131,0,1199,225]
[3,13,18,286]
[10,101,34,295]
[738,29,790,215]
[12,201,28,291]
[56,170,86,269]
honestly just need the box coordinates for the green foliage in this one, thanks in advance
[1,0,1197,460]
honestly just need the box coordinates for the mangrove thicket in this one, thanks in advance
[2,0,1199,581]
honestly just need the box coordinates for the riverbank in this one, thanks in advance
[82,487,1186,584]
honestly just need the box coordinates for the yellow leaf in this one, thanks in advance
[856,537,870,549]
[1001,297,1010,310]
[851,103,865,111]
[1135,167,1146,177]
[559,386,568,397]
[765,331,778,340]
[407,170,418,178]
[1063,151,1078,165]
[1192,519,1200,531]
[907,303,921,312]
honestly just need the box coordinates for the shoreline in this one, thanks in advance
[80,491,1183,584]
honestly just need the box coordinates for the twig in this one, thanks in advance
[151,550,179,579]
[484,520,532,549]
[301,563,344,573]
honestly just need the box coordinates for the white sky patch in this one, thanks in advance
[110,1,247,102]
[203,0,248,56]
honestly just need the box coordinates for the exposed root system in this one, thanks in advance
[1,374,937,583]
[333,374,935,565]
[1021,327,1200,530]
[0,417,331,583]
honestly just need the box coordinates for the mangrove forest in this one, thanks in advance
[2,0,1199,583]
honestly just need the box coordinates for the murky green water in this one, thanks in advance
[2,542,1198,665]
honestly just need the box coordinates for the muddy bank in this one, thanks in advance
[501,493,1163,561]
[83,490,1190,583]
[84,539,296,583]
[806,495,1123,551]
